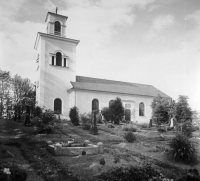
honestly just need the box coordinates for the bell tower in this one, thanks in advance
[34,11,80,118]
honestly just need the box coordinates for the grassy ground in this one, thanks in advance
[0,119,200,180]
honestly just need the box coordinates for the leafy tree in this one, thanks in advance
[69,106,80,126]
[12,75,34,102]
[110,97,125,124]
[0,70,11,117]
[151,95,172,125]
[11,75,35,120]
[175,95,192,123]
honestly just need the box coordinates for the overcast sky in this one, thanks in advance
[0,0,200,111]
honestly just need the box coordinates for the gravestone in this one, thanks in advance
[90,110,98,135]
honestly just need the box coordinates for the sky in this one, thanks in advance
[0,0,200,111]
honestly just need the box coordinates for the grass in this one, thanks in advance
[1,138,80,181]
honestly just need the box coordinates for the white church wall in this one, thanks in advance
[36,35,77,118]
[75,90,153,124]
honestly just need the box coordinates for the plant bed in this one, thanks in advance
[47,142,104,156]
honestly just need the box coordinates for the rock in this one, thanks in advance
[192,131,200,138]
[55,143,62,147]
[47,140,53,145]
[84,140,91,146]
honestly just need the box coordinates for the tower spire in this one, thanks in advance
[56,7,58,14]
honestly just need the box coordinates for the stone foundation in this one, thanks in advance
[47,142,104,156]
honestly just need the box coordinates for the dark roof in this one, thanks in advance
[69,76,170,98]
[45,12,68,22]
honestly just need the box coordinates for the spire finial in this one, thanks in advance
[56,7,58,14]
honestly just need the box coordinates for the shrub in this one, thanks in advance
[109,97,125,124]
[34,106,43,117]
[101,107,111,123]
[33,109,56,134]
[99,158,106,165]
[169,133,196,162]
[123,132,136,143]
[41,109,56,124]
[122,124,137,132]
[69,106,80,126]
[98,164,160,181]
[182,120,196,137]
[80,112,92,130]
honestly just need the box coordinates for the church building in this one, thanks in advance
[34,11,170,124]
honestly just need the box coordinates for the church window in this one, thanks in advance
[92,99,99,111]
[139,102,144,116]
[52,56,54,65]
[54,98,62,113]
[56,52,62,66]
[64,58,66,67]
[54,21,61,35]
[109,100,114,107]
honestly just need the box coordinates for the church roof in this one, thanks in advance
[69,76,170,98]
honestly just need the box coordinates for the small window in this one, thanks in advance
[64,58,66,67]
[54,98,62,113]
[109,100,114,108]
[139,102,144,116]
[52,56,54,65]
[56,52,62,66]
[54,21,61,35]
[92,99,99,111]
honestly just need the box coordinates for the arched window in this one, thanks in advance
[56,52,62,66]
[54,21,61,35]
[109,100,114,108]
[92,99,99,111]
[54,98,62,113]
[139,102,144,116]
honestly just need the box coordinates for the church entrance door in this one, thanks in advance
[125,109,131,122]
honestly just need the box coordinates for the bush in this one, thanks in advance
[109,97,125,124]
[101,107,111,123]
[99,158,106,165]
[123,132,136,143]
[122,124,137,132]
[37,124,55,134]
[182,120,196,137]
[80,112,92,130]
[41,109,56,124]
[169,133,196,162]
[34,106,43,117]
[98,164,160,181]
[69,107,80,126]
[33,109,56,134]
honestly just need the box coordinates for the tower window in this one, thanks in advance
[109,100,114,108]
[54,98,62,113]
[64,58,66,67]
[54,21,61,35]
[56,52,62,66]
[92,99,99,111]
[52,56,54,65]
[139,102,144,116]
